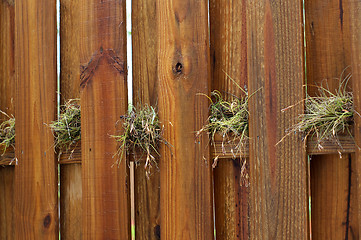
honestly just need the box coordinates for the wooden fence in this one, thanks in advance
[1,0,361,239]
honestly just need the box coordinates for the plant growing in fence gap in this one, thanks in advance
[49,99,81,155]
[112,104,169,177]
[196,79,252,186]
[0,110,15,155]
[280,72,360,153]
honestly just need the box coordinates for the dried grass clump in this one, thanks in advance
[197,83,250,166]
[282,73,357,149]
[0,111,15,154]
[49,99,81,153]
[112,104,167,174]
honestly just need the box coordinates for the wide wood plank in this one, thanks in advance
[157,0,214,239]
[79,0,130,239]
[305,0,359,238]
[209,0,249,239]
[247,0,309,239]
[132,0,161,239]
[14,0,58,238]
[59,0,82,238]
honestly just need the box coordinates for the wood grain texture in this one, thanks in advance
[0,166,14,239]
[59,0,82,238]
[209,0,249,239]
[132,0,161,239]
[79,0,130,239]
[349,0,361,237]
[0,2,15,237]
[14,0,58,238]
[305,0,358,238]
[157,0,214,239]
[247,0,309,239]
[311,154,359,239]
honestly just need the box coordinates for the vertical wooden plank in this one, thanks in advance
[247,0,308,239]
[209,0,249,239]
[132,0,160,239]
[310,155,359,239]
[14,0,58,238]
[350,0,361,237]
[59,0,82,239]
[0,1,15,238]
[305,0,359,238]
[79,0,130,239]
[157,0,214,239]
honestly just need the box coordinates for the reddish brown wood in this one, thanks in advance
[247,0,308,238]
[79,0,130,239]
[305,0,358,238]
[157,0,214,239]
[59,0,82,238]
[350,0,361,236]
[14,0,58,238]
[0,2,15,237]
[132,0,161,239]
[209,0,249,239]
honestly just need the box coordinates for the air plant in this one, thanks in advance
[49,99,81,153]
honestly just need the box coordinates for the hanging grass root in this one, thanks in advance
[112,104,168,175]
[280,72,358,150]
[196,87,250,167]
[0,110,15,155]
[49,99,81,153]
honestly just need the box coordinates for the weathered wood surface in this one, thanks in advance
[247,0,309,239]
[14,0,58,238]
[157,0,214,239]
[350,0,361,237]
[132,0,161,239]
[60,0,82,238]
[305,0,359,238]
[0,2,15,237]
[79,0,130,239]
[311,154,359,239]
[209,0,249,239]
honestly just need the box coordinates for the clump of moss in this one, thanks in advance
[49,99,81,153]
[112,104,167,174]
[282,73,357,148]
[0,111,15,154]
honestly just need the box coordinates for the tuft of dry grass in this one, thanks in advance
[0,110,15,155]
[112,104,167,175]
[49,99,81,153]
[281,72,357,149]
[196,76,251,170]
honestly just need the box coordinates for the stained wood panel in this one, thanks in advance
[247,0,309,239]
[14,0,58,238]
[132,0,161,239]
[157,0,214,239]
[78,0,130,239]
[209,0,249,239]
[0,1,15,238]
[305,0,358,238]
[60,0,82,239]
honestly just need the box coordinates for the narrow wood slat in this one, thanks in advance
[209,1,249,238]
[79,0,130,239]
[59,0,82,238]
[157,0,214,239]
[132,0,161,239]
[0,1,15,238]
[305,0,359,238]
[350,0,361,236]
[14,0,58,238]
[247,0,309,239]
